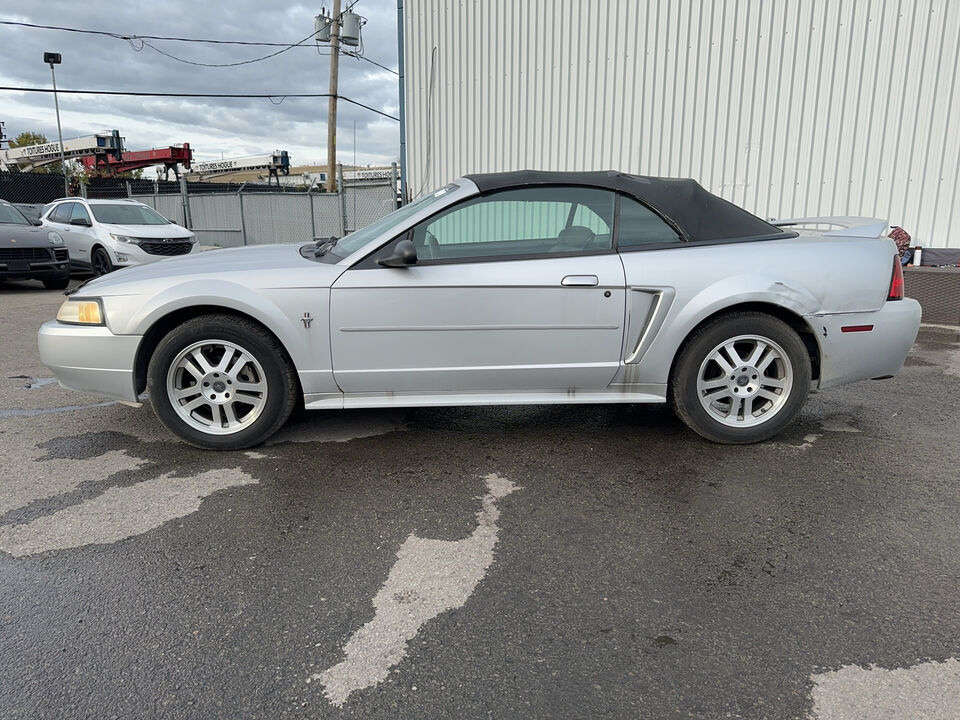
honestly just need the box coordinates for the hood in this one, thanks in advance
[77,242,343,296]
[101,223,194,239]
[0,224,59,247]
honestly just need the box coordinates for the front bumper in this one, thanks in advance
[0,255,70,281]
[809,298,922,389]
[37,321,142,402]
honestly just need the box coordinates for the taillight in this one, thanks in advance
[888,256,904,301]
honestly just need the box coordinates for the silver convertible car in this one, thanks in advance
[38,171,921,449]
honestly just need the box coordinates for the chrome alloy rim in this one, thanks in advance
[695,334,794,428]
[166,340,268,435]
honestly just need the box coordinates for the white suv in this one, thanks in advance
[40,198,196,275]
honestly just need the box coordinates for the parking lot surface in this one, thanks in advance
[1,279,959,719]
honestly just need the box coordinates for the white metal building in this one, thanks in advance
[399,0,960,248]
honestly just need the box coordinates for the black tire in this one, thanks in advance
[147,314,298,450]
[669,311,812,444]
[42,276,70,290]
[92,246,113,276]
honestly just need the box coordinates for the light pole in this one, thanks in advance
[43,51,69,197]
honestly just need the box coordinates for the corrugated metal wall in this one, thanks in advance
[402,0,960,247]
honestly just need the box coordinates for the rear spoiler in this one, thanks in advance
[770,216,888,239]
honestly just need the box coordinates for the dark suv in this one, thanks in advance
[0,200,71,289]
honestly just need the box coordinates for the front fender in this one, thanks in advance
[101,279,335,395]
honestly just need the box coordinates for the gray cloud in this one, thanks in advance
[0,0,400,166]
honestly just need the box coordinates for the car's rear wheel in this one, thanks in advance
[92,247,113,276]
[670,312,811,444]
[147,314,298,449]
[42,277,69,290]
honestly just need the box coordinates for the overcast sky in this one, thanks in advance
[0,1,400,172]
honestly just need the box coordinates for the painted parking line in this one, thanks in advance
[811,658,960,720]
[0,468,256,557]
[313,473,520,706]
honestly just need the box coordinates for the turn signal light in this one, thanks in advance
[888,257,904,301]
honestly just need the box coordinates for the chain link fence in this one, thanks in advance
[0,167,400,247]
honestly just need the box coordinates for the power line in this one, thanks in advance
[0,19,294,45]
[0,86,399,121]
[343,50,397,75]
[0,17,399,75]
[129,30,320,68]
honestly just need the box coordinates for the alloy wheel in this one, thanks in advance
[166,340,269,435]
[694,334,794,428]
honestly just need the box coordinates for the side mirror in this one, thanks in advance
[69,217,92,227]
[377,238,418,267]
[31,218,42,226]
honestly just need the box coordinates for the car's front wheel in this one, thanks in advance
[670,312,812,444]
[147,314,298,449]
[91,246,114,276]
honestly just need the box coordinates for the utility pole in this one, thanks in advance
[326,0,341,193]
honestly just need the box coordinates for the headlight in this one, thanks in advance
[56,298,105,325]
[48,231,64,245]
[110,233,140,245]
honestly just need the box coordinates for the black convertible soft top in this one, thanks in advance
[464,170,793,243]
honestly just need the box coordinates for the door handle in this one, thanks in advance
[561,275,599,287]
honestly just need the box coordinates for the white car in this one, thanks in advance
[40,198,196,275]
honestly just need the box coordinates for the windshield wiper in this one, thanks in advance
[314,235,339,257]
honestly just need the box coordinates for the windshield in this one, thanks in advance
[0,203,30,225]
[90,203,171,225]
[329,184,459,258]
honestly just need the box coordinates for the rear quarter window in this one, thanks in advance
[618,195,682,248]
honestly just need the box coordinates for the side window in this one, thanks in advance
[617,195,682,248]
[51,203,73,224]
[405,187,615,263]
[70,204,91,224]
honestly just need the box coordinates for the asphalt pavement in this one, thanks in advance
[1,278,959,719]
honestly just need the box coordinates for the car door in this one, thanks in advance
[65,203,97,263]
[47,203,81,262]
[329,186,627,394]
